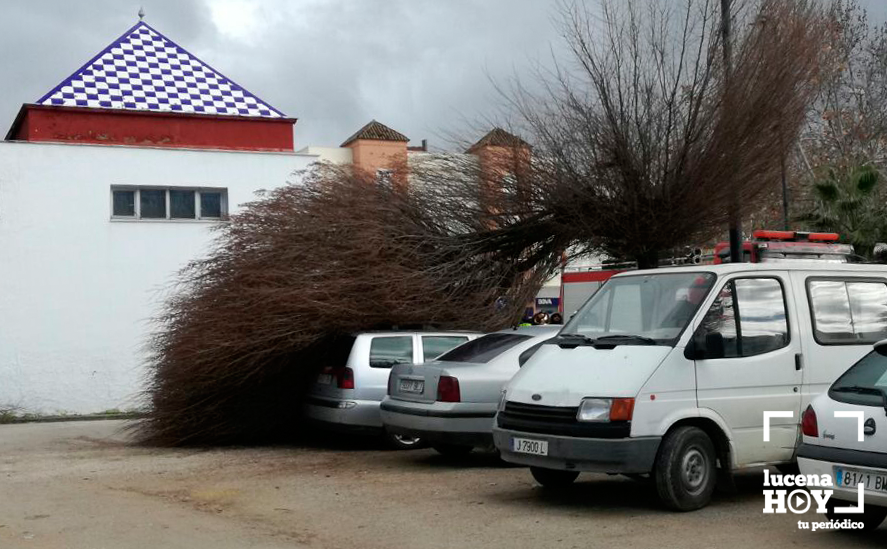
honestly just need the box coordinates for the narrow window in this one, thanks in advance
[140,189,166,219]
[200,191,223,218]
[112,190,135,217]
[170,189,196,219]
[698,283,741,358]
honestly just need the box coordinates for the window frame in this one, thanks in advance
[110,186,228,222]
[699,275,791,358]
[805,276,887,346]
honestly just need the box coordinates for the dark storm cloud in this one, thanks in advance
[2,1,886,150]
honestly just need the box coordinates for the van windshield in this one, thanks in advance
[562,272,715,345]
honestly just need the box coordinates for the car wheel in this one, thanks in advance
[654,426,717,511]
[530,466,579,488]
[384,432,424,450]
[825,501,887,531]
[432,444,473,457]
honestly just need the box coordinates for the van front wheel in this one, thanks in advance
[654,426,717,511]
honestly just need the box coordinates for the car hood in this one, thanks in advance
[504,343,674,407]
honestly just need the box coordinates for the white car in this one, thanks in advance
[797,341,887,531]
[304,331,479,448]
[381,326,560,456]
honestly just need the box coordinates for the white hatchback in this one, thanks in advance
[797,341,887,531]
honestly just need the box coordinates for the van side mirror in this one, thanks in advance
[705,332,725,359]
[684,329,726,361]
[684,329,707,360]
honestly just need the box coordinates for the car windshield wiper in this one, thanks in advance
[555,333,596,348]
[557,333,592,340]
[594,334,659,346]
[833,385,884,395]
[555,333,659,349]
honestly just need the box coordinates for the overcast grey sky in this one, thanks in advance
[0,0,569,150]
[2,1,886,150]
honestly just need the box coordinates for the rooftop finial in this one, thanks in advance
[138,6,145,20]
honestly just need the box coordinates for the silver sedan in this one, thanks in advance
[380,326,560,455]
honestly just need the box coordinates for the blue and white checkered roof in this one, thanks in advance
[37,21,285,118]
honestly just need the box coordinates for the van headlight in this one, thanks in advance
[497,390,508,412]
[576,398,611,422]
[576,397,635,422]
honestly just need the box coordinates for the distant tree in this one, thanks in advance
[801,164,885,257]
[797,1,887,250]
[800,1,887,176]
[502,0,828,267]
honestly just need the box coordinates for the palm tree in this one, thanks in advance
[801,164,885,258]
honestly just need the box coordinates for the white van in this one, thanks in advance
[494,263,887,511]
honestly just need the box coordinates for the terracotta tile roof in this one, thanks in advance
[341,120,409,146]
[466,128,529,153]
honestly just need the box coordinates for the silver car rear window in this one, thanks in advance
[437,333,531,364]
[829,350,887,408]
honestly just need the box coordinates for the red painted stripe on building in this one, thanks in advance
[6,104,296,152]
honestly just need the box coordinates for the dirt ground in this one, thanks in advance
[0,420,882,549]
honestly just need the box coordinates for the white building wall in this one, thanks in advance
[295,146,353,165]
[0,141,316,414]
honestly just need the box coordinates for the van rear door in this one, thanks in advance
[693,273,802,466]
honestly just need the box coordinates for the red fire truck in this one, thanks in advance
[712,230,854,264]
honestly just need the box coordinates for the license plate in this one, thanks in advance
[399,379,425,394]
[512,437,548,456]
[317,373,333,385]
[834,466,887,493]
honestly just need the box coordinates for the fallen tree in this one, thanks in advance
[138,0,831,446]
[136,163,556,445]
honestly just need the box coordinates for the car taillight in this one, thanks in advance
[336,367,354,390]
[801,405,818,437]
[437,376,460,402]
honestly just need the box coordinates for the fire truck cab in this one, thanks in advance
[713,230,854,264]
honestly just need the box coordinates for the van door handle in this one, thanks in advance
[794,353,803,371]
